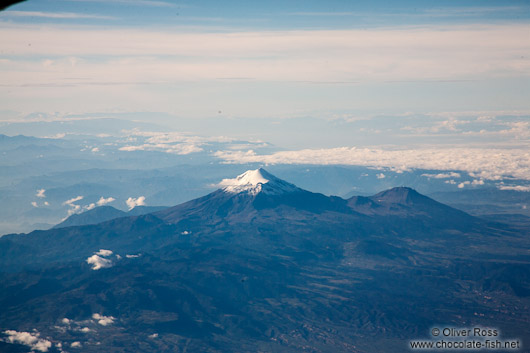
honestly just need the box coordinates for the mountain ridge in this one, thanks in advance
[0,169,528,352]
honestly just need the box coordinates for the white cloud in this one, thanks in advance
[91,147,100,152]
[376,173,385,179]
[97,196,116,206]
[126,196,146,210]
[422,172,461,179]
[36,189,46,198]
[71,341,82,348]
[458,181,470,189]
[498,185,530,192]
[96,249,113,257]
[125,254,141,258]
[86,249,116,270]
[81,197,115,212]
[445,180,457,185]
[3,330,52,352]
[44,201,50,206]
[86,255,112,270]
[214,147,530,181]
[63,196,84,205]
[31,201,38,208]
[80,327,91,333]
[62,196,86,217]
[149,333,159,339]
[92,314,115,326]
[61,318,71,325]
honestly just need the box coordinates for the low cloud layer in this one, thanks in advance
[214,147,530,181]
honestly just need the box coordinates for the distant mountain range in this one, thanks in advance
[0,169,528,353]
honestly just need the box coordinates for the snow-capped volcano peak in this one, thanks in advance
[218,168,300,195]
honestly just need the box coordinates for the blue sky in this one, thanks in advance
[0,0,529,154]
[4,0,530,28]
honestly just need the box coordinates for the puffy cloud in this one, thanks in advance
[96,197,115,206]
[91,147,100,152]
[86,255,112,270]
[92,314,115,326]
[376,173,385,179]
[214,147,530,181]
[126,196,146,210]
[86,250,112,269]
[36,189,46,198]
[31,201,38,208]
[3,330,52,352]
[422,172,461,179]
[96,249,113,257]
[71,341,82,348]
[81,197,114,212]
[63,196,85,218]
[86,249,116,270]
[458,181,470,189]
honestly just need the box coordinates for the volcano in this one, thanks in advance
[0,169,528,353]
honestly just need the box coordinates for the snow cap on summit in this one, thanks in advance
[218,168,299,195]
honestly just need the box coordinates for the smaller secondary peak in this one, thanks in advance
[372,187,428,205]
[218,168,300,195]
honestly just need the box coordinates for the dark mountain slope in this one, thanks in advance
[0,169,529,352]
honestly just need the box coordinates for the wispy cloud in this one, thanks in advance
[63,196,84,205]
[423,6,527,17]
[290,12,355,16]
[1,24,528,85]
[498,185,530,192]
[67,0,178,7]
[1,10,115,20]
[422,172,461,179]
